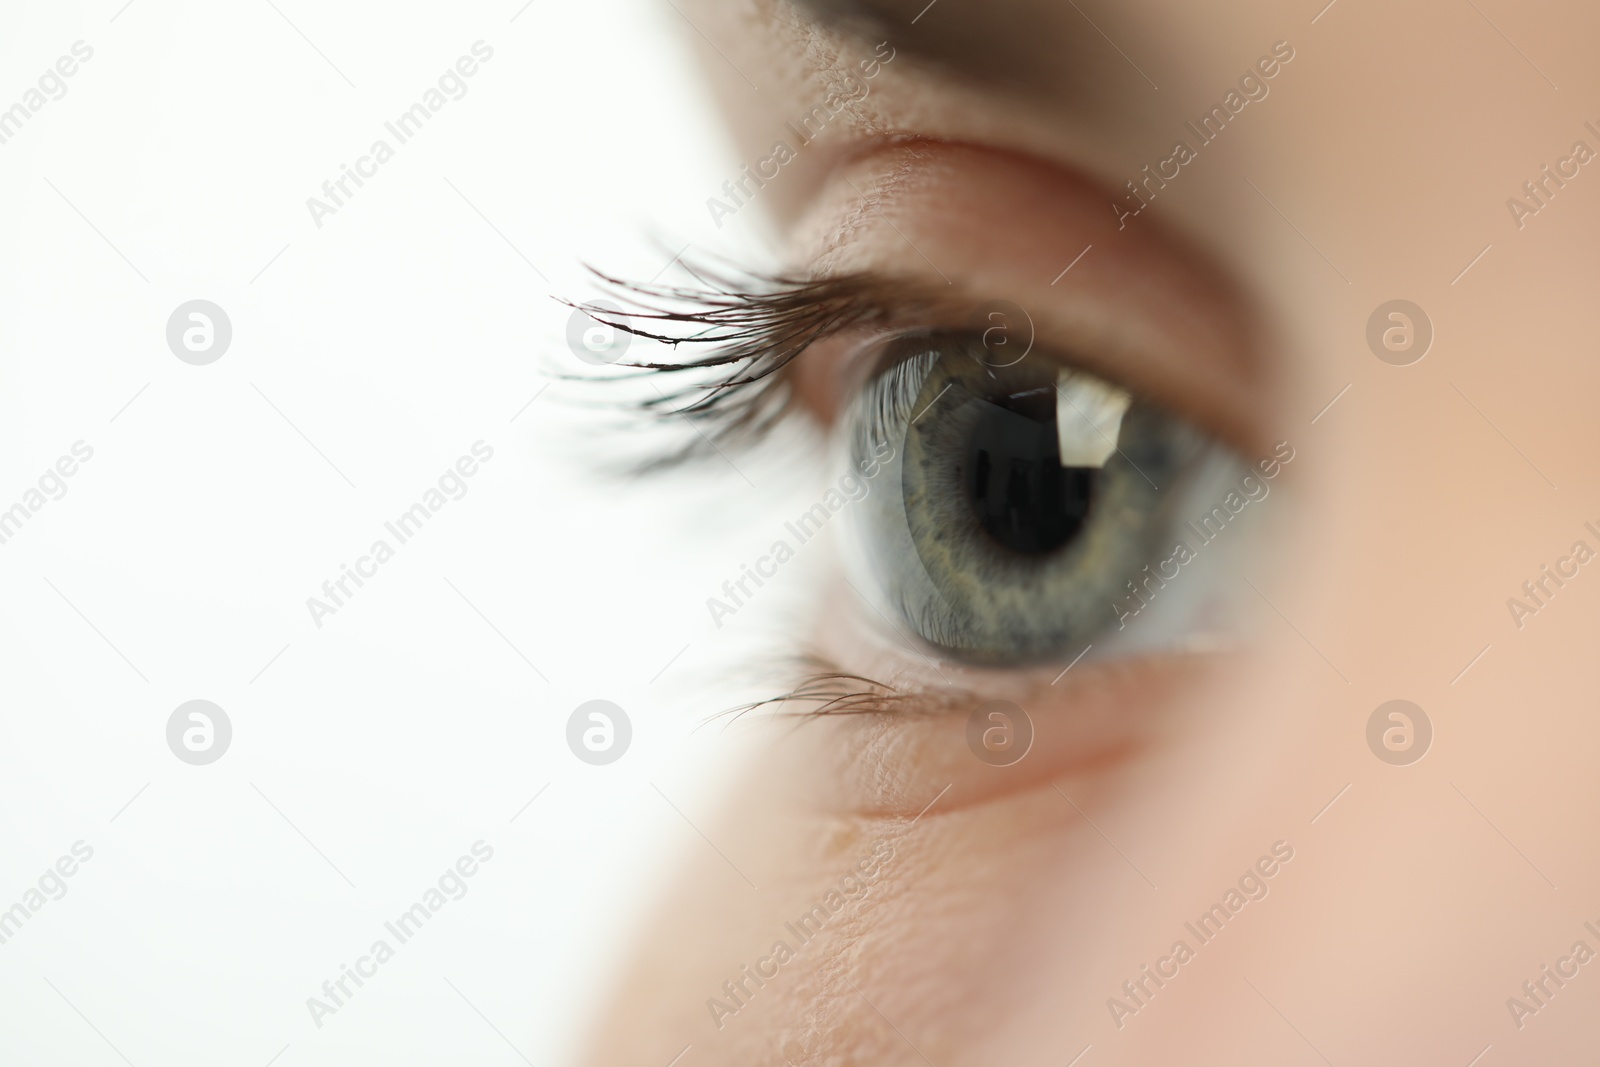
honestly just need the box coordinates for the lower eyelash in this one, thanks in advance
[722,672,901,721]
[714,652,973,724]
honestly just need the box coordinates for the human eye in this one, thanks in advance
[579,141,1282,693]
[836,327,1261,668]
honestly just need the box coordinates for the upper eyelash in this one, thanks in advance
[562,260,924,467]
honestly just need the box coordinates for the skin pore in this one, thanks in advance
[583,1,1600,1063]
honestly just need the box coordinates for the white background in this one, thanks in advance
[0,1,821,1063]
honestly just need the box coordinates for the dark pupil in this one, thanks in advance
[964,385,1098,555]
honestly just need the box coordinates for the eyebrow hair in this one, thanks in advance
[784,0,1089,98]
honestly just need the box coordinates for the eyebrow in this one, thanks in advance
[784,0,1092,99]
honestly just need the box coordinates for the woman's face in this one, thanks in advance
[586,1,1600,1062]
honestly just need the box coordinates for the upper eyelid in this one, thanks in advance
[575,139,1269,461]
[572,262,1249,469]
[795,142,1273,445]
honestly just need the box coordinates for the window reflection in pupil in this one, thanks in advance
[964,387,1098,555]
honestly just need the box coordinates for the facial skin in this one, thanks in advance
[584,1,1600,1063]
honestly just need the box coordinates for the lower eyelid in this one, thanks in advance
[769,619,1242,818]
